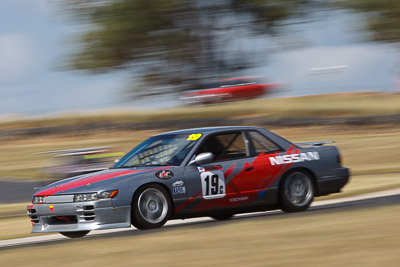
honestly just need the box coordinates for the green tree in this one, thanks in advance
[339,0,400,43]
[62,0,311,96]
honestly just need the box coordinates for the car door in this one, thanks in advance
[196,130,284,208]
[233,130,284,200]
[182,131,258,213]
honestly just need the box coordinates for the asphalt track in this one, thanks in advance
[1,188,400,250]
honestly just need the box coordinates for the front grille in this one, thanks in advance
[28,203,99,227]
[43,216,78,225]
[82,213,95,221]
[27,207,39,223]
[30,215,40,224]
[28,209,36,214]
[77,205,96,221]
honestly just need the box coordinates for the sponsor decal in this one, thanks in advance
[49,205,54,213]
[173,186,186,194]
[203,165,223,171]
[172,180,186,194]
[155,170,174,179]
[172,181,184,187]
[229,196,249,202]
[269,151,320,166]
[197,167,206,173]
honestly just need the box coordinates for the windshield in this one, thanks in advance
[113,133,202,167]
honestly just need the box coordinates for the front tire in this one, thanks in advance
[279,171,314,212]
[60,231,90,238]
[131,184,172,230]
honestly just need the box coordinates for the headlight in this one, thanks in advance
[73,190,119,202]
[32,196,45,204]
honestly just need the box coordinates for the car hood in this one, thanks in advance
[34,167,171,196]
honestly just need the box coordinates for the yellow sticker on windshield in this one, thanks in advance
[187,133,202,141]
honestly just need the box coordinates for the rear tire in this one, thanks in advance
[60,231,90,238]
[131,184,172,230]
[279,171,314,212]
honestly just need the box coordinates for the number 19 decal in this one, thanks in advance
[200,171,226,199]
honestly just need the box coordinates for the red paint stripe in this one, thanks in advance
[36,167,170,196]
[36,170,138,196]
[189,145,300,213]
[258,150,289,189]
[266,147,299,188]
[258,145,294,189]
[224,163,236,178]
[205,165,223,171]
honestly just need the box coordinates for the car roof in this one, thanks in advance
[157,126,265,136]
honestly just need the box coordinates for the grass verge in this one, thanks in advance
[1,124,399,179]
[1,92,400,130]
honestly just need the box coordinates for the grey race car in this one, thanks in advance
[27,126,349,238]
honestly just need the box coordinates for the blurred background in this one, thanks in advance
[1,0,399,115]
[1,0,400,265]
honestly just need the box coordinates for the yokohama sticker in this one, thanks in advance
[229,196,249,202]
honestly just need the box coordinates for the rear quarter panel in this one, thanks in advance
[282,145,348,194]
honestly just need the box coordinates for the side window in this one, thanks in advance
[247,131,281,155]
[197,132,248,162]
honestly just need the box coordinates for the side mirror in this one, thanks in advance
[109,158,120,169]
[190,152,214,165]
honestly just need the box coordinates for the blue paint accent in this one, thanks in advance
[257,190,266,199]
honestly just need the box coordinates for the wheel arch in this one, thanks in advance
[130,182,176,217]
[279,167,318,195]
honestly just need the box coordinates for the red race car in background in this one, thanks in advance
[180,77,282,104]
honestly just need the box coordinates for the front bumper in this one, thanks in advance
[27,199,131,233]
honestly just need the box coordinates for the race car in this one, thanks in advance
[180,77,281,104]
[41,147,124,179]
[27,126,349,238]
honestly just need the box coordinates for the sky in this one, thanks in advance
[258,9,399,97]
[0,1,398,117]
[0,0,127,116]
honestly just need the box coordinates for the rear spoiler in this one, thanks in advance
[295,141,335,147]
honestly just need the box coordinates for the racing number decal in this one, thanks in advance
[187,134,202,141]
[200,171,226,199]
